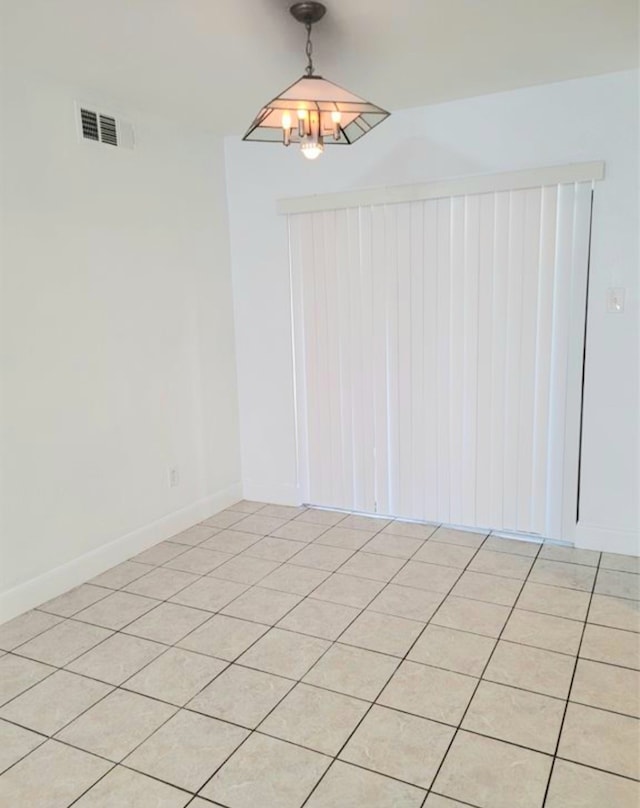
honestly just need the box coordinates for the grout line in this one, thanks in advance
[1,502,638,803]
[299,525,492,807]
[67,758,198,807]
[188,514,426,803]
[3,520,344,706]
[2,682,639,799]
[4,620,638,729]
[2,511,638,729]
[188,513,408,801]
[0,616,67,656]
[0,723,49,779]
[52,763,119,808]
[418,539,545,806]
[428,792,483,808]
[10,509,329,664]
[552,754,640,783]
[0,507,319,782]
[39,508,358,803]
[36,583,119,619]
[5,628,639,748]
[51,532,323,808]
[4,567,639,705]
[540,551,602,807]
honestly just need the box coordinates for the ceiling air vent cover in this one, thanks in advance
[99,115,117,146]
[77,105,134,149]
[80,108,99,141]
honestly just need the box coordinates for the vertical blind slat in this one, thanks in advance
[335,209,352,507]
[436,198,452,523]
[410,201,426,520]
[462,194,480,527]
[547,184,576,534]
[517,188,543,530]
[489,191,511,528]
[448,196,466,525]
[531,186,558,533]
[423,200,439,521]
[475,193,496,528]
[359,207,376,512]
[396,203,413,517]
[372,205,389,514]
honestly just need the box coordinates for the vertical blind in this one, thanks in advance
[289,180,593,540]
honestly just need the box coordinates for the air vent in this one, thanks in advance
[80,108,99,141]
[99,115,118,146]
[77,105,134,149]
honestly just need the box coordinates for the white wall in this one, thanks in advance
[226,70,639,555]
[0,76,242,619]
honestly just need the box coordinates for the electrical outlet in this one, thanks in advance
[168,466,180,488]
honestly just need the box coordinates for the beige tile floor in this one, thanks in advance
[0,501,639,808]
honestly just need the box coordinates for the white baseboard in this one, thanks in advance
[0,482,242,624]
[241,481,302,507]
[575,522,640,556]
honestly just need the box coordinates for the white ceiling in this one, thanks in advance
[2,0,637,134]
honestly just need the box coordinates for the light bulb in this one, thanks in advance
[301,134,324,160]
[281,111,292,146]
[301,144,323,159]
[297,107,308,137]
[331,109,341,140]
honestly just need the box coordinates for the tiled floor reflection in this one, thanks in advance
[0,501,638,807]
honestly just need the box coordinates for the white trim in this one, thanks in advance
[575,522,640,556]
[490,530,545,546]
[277,162,605,215]
[0,483,242,624]
[560,182,594,543]
[242,480,303,507]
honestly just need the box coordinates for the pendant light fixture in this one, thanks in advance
[243,2,390,159]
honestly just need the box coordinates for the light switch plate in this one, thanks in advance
[607,287,625,313]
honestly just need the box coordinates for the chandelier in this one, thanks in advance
[243,2,390,160]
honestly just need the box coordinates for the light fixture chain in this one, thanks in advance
[242,2,390,156]
[305,22,314,75]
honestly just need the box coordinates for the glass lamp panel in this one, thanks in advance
[243,127,287,143]
[242,74,390,145]
[342,120,367,143]
[269,98,382,114]
[244,126,351,145]
[278,76,366,103]
[256,108,360,129]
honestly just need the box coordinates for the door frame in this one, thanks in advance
[284,162,604,543]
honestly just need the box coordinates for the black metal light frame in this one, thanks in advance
[242,2,390,152]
